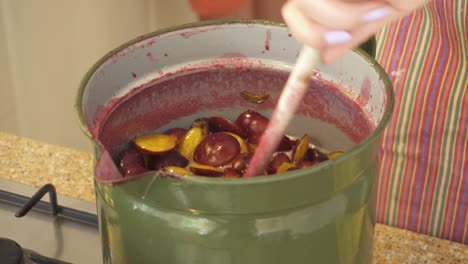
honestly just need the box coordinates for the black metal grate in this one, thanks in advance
[0,183,98,226]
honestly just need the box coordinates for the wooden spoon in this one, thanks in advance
[244,46,321,177]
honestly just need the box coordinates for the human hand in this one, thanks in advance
[282,0,431,63]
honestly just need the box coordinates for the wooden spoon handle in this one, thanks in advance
[244,46,321,177]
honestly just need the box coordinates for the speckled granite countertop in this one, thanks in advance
[0,131,466,263]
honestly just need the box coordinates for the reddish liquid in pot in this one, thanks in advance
[97,66,374,159]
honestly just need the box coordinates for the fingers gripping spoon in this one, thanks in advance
[244,46,321,177]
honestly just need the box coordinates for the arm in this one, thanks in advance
[281,0,432,62]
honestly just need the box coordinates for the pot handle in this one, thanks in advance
[358,36,376,58]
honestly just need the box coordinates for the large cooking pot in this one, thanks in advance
[76,21,394,264]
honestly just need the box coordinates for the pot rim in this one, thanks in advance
[76,20,394,185]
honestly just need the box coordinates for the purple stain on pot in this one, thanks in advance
[179,26,223,39]
[145,39,156,47]
[111,38,157,63]
[111,50,126,63]
[265,30,271,51]
[220,53,247,59]
[131,72,137,78]
[146,52,156,62]
[357,77,371,107]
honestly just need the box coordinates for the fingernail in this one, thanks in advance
[324,30,352,45]
[363,7,390,22]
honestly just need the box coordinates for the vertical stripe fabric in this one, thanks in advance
[375,0,468,243]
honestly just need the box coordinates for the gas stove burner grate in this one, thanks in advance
[15,184,60,218]
[0,179,102,263]
[0,183,97,226]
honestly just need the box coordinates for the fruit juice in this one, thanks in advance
[97,65,374,178]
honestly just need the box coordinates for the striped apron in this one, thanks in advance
[375,0,467,244]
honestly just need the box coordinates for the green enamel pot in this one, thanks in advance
[76,21,393,264]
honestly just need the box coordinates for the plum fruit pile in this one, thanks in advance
[118,109,343,178]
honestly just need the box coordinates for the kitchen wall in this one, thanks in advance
[0,0,197,151]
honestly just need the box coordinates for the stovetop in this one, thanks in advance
[0,178,101,263]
